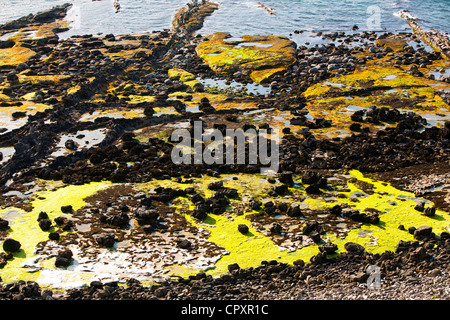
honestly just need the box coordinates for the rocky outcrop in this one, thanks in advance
[196,32,297,83]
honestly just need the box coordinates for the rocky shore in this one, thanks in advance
[1,234,449,300]
[0,2,449,300]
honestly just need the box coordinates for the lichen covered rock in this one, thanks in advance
[196,32,297,83]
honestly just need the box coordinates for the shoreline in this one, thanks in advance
[0,2,449,300]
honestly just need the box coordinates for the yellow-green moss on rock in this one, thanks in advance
[0,47,36,67]
[168,68,203,90]
[196,32,297,83]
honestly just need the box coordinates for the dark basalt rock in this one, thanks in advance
[286,204,302,217]
[319,243,338,254]
[99,212,130,228]
[38,219,52,231]
[177,239,192,250]
[414,225,433,239]
[301,171,322,185]
[2,238,21,253]
[344,242,365,254]
[134,206,159,225]
[237,224,249,234]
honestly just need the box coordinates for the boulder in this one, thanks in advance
[95,234,116,248]
[2,238,21,252]
[414,225,433,238]
[319,243,338,254]
[61,205,73,214]
[344,242,365,254]
[228,263,240,273]
[238,224,249,234]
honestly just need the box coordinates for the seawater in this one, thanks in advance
[0,0,449,39]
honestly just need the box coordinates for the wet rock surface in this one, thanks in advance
[0,3,449,300]
[1,236,449,300]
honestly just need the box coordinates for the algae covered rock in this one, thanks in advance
[196,32,297,83]
[168,68,203,91]
[0,47,36,67]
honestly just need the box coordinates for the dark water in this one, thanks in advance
[0,0,449,39]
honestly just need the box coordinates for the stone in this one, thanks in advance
[228,263,240,273]
[414,226,433,238]
[55,249,73,268]
[293,259,305,267]
[154,286,169,298]
[178,239,192,250]
[2,238,21,252]
[48,232,60,241]
[0,218,9,231]
[95,234,116,248]
[37,211,49,221]
[414,201,425,212]
[270,223,283,235]
[237,224,249,234]
[249,200,262,210]
[319,243,338,254]
[61,205,73,214]
[207,181,223,190]
[305,184,322,195]
[286,204,302,217]
[279,171,294,186]
[301,171,321,185]
[38,219,52,231]
[65,139,78,151]
[309,231,321,243]
[344,242,365,254]
[423,207,436,217]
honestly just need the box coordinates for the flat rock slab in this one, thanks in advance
[196,32,297,84]
[0,47,36,67]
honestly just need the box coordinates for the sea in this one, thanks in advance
[0,0,449,43]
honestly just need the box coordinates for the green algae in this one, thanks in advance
[0,181,112,283]
[0,47,36,67]
[196,32,297,83]
[1,170,449,287]
[168,68,203,91]
[302,61,450,138]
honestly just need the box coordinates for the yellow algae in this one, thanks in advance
[0,181,112,283]
[376,36,408,52]
[183,211,318,277]
[213,100,258,111]
[0,93,10,101]
[18,73,70,85]
[168,68,196,83]
[126,95,156,104]
[6,20,68,43]
[196,32,297,83]
[302,61,450,138]
[101,48,153,61]
[163,264,202,279]
[0,102,52,132]
[0,47,36,67]
[168,68,203,91]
